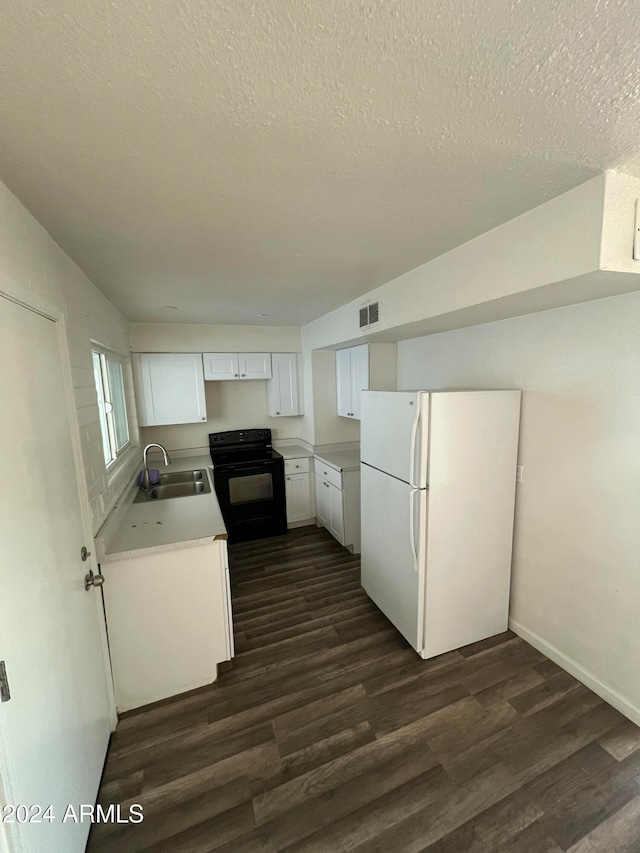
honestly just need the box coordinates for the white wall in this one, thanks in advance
[139,378,303,452]
[131,322,304,451]
[130,322,301,353]
[0,180,139,531]
[397,291,640,721]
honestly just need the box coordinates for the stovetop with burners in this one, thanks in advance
[209,428,282,468]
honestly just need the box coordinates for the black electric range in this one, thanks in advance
[209,429,287,544]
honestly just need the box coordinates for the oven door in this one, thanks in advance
[213,460,287,542]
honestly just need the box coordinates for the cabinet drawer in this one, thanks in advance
[285,457,310,475]
[314,460,342,490]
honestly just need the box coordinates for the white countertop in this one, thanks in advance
[96,454,227,563]
[314,449,361,473]
[276,443,314,460]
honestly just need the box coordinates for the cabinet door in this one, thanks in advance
[336,348,352,417]
[239,353,272,379]
[328,483,345,544]
[136,353,207,426]
[267,353,302,417]
[350,344,369,420]
[285,473,311,522]
[203,353,239,381]
[315,476,331,528]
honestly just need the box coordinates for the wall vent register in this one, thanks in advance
[359,301,381,329]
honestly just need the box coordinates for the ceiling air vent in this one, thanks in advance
[359,301,381,330]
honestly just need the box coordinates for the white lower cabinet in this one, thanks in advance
[102,539,233,712]
[315,475,331,529]
[285,457,313,525]
[328,481,345,542]
[314,460,361,553]
[285,473,311,523]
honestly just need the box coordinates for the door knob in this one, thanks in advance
[84,569,105,591]
[80,546,91,561]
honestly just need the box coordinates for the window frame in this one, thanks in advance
[91,347,131,468]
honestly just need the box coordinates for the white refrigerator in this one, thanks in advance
[360,389,521,659]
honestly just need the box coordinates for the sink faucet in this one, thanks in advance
[141,443,171,490]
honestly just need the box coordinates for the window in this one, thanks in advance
[92,349,130,466]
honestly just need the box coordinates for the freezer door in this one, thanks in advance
[361,391,429,487]
[361,463,426,652]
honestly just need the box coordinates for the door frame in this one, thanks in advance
[0,275,118,753]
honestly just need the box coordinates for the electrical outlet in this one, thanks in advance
[516,465,524,483]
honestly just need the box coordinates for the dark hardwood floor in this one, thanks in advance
[89,526,640,852]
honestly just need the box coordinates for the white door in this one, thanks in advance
[136,352,207,425]
[328,483,345,544]
[315,476,331,528]
[0,293,112,853]
[360,462,426,652]
[349,344,369,420]
[238,353,271,379]
[285,473,311,522]
[335,348,352,417]
[203,352,239,380]
[360,390,429,487]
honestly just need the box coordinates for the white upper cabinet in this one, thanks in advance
[350,344,369,420]
[238,352,272,379]
[203,353,239,380]
[267,353,303,417]
[336,343,397,420]
[336,347,354,418]
[203,352,272,380]
[134,353,207,426]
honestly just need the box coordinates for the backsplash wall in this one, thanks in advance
[139,378,303,453]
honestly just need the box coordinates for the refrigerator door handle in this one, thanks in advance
[409,402,421,488]
[409,488,419,572]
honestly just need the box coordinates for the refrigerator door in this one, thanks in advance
[361,462,426,652]
[361,391,429,487]
[422,390,521,658]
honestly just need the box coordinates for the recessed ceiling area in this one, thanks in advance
[1,1,640,325]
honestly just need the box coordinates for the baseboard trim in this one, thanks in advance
[287,519,316,529]
[509,618,640,727]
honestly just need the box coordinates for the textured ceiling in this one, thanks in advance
[2,1,640,325]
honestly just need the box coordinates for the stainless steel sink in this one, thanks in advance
[158,470,204,485]
[133,470,211,502]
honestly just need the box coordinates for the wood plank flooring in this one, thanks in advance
[88,526,640,852]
